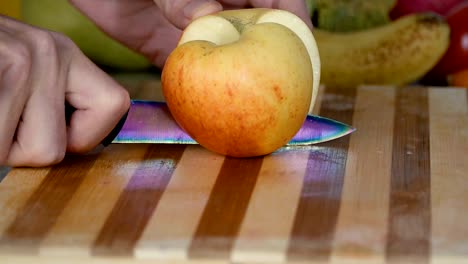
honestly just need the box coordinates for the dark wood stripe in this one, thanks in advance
[0,155,97,252]
[92,144,186,256]
[386,87,431,262]
[189,156,263,259]
[288,85,357,261]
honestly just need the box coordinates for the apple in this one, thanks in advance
[429,2,468,78]
[21,0,151,70]
[448,68,468,87]
[161,8,320,158]
[390,0,465,19]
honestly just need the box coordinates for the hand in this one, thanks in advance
[69,0,312,68]
[0,16,130,167]
[154,0,313,29]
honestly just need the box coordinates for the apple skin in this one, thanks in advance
[21,0,151,70]
[429,2,468,78]
[162,12,313,157]
[390,0,465,19]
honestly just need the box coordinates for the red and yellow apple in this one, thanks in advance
[162,8,320,157]
[430,2,468,77]
[390,0,464,19]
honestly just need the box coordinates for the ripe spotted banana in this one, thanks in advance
[314,13,450,88]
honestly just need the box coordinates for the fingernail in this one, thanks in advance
[183,0,222,20]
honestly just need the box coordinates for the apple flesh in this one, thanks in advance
[162,8,320,157]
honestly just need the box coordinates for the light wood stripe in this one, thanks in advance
[0,155,97,253]
[231,149,310,263]
[0,255,230,264]
[288,85,357,261]
[39,145,149,256]
[0,168,50,237]
[387,87,431,262]
[429,88,468,262]
[92,145,186,256]
[188,156,263,259]
[331,86,395,263]
[134,146,224,260]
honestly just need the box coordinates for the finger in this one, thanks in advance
[0,28,30,164]
[70,0,181,68]
[220,0,314,29]
[6,30,68,167]
[66,47,130,153]
[276,0,314,29]
[153,0,223,29]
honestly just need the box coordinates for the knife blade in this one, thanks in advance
[99,100,355,146]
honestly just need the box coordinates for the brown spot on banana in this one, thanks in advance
[314,12,450,88]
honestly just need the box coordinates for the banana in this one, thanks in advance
[314,13,450,88]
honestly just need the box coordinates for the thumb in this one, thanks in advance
[154,0,223,29]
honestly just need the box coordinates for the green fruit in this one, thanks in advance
[305,0,316,17]
[21,0,151,70]
[315,13,450,88]
[311,0,396,32]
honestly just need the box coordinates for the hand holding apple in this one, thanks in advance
[161,8,320,157]
[22,0,152,70]
[69,0,312,68]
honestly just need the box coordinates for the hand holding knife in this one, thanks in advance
[68,100,355,149]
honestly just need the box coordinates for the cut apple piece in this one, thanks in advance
[179,8,321,110]
[162,8,321,157]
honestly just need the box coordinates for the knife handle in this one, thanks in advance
[65,102,129,146]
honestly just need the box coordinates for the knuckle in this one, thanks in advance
[103,87,131,116]
[2,43,32,95]
[27,145,66,166]
[7,42,32,69]
[67,140,95,154]
[51,32,78,52]
[22,29,58,57]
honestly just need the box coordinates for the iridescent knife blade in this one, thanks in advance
[107,100,355,146]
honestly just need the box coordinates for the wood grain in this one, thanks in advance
[0,81,467,264]
[92,144,186,256]
[387,87,431,262]
[188,156,263,259]
[231,149,310,263]
[429,88,468,262]
[331,86,395,263]
[0,155,98,253]
[135,146,224,260]
[0,168,50,236]
[288,85,357,261]
[40,145,149,256]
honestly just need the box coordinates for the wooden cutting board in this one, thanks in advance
[0,75,467,263]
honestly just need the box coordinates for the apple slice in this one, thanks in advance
[178,9,321,109]
[162,8,321,157]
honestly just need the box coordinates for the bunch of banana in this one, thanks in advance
[305,0,451,89]
[314,13,450,88]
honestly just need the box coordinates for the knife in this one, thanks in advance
[67,100,355,146]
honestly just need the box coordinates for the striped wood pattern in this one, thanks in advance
[0,80,466,263]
